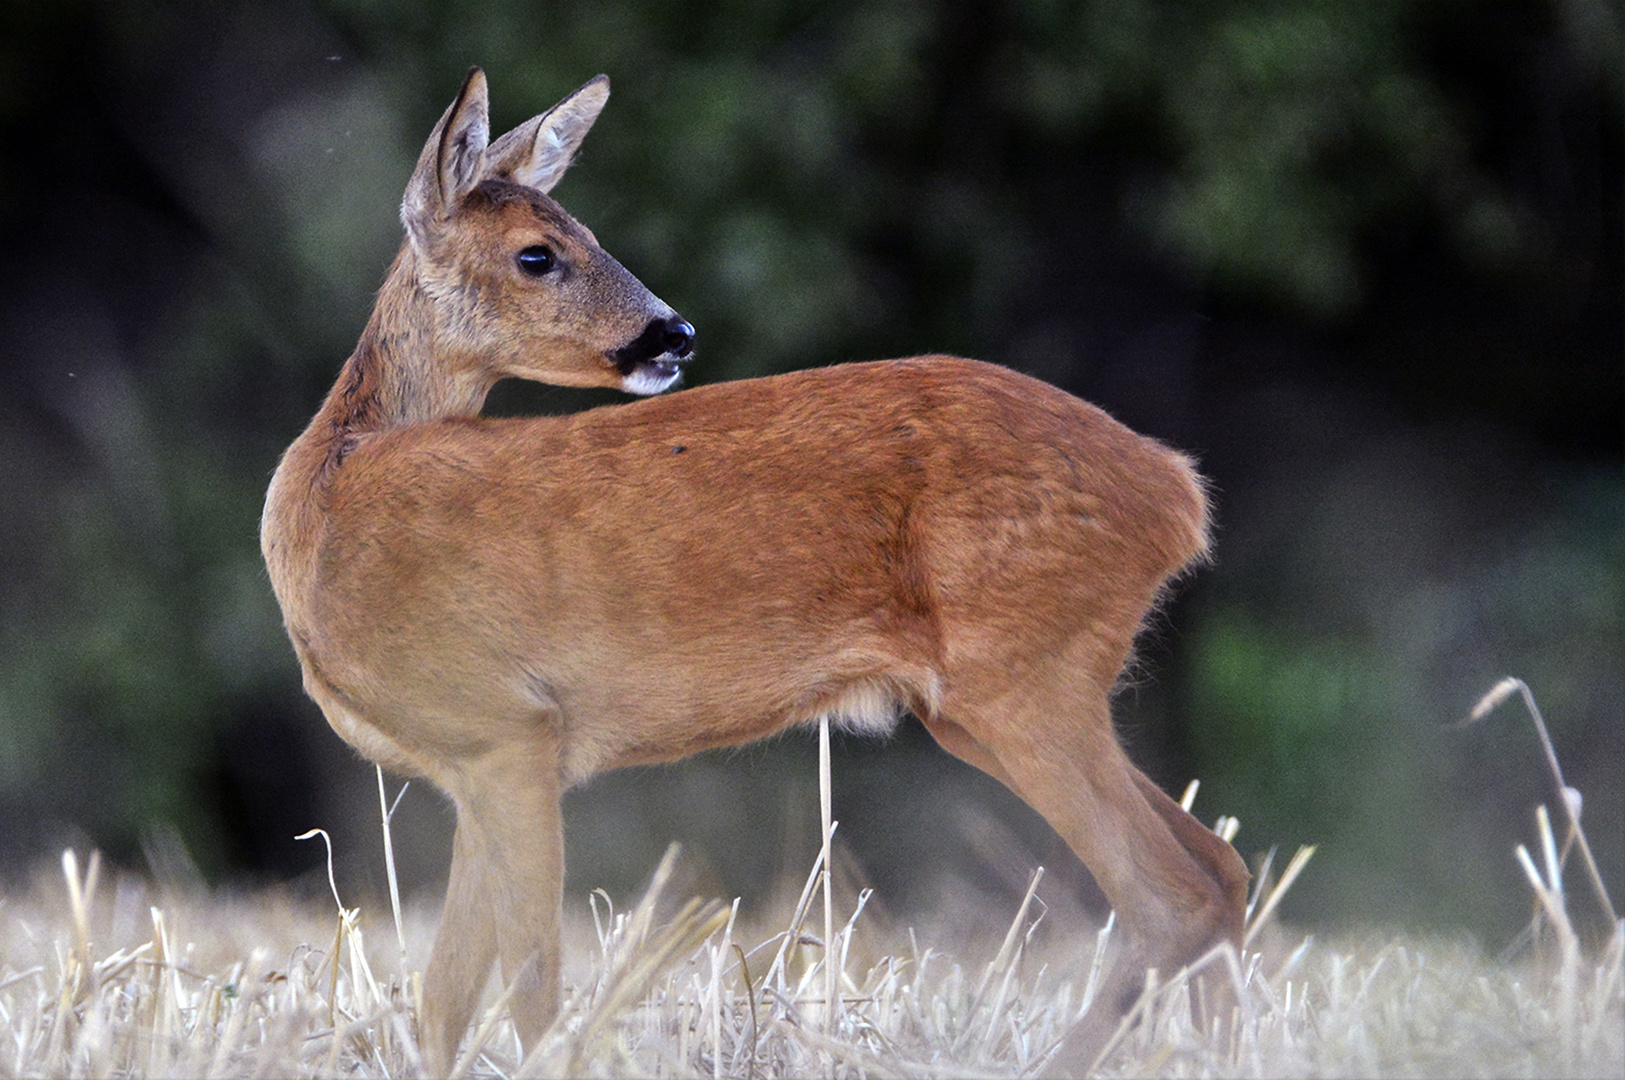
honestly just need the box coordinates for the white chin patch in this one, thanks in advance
[622,363,684,396]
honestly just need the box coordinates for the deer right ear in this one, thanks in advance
[403,68,491,242]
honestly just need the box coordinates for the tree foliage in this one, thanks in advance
[0,0,1617,933]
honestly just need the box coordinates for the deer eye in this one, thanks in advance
[515,245,556,276]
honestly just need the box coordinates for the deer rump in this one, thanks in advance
[305,355,1206,784]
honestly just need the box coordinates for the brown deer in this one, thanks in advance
[261,68,1249,1074]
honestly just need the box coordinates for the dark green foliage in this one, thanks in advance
[0,0,1617,937]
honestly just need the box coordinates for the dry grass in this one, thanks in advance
[0,681,1619,1078]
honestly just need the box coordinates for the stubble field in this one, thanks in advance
[1,683,1619,1078]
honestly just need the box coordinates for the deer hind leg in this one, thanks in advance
[420,727,565,1073]
[924,685,1247,1061]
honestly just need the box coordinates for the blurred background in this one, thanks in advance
[0,0,1618,948]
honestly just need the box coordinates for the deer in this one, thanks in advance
[261,67,1250,1074]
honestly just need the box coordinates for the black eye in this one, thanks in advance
[515,245,556,276]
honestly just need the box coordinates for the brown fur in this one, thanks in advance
[261,68,1249,1074]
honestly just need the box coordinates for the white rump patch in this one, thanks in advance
[811,682,903,737]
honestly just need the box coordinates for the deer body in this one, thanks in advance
[263,69,1249,1074]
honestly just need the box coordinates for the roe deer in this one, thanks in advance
[261,68,1249,1074]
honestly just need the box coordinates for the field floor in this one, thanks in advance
[0,841,1618,1079]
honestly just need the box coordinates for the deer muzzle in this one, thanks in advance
[611,315,695,394]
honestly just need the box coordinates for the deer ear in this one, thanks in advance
[484,75,609,194]
[403,68,491,240]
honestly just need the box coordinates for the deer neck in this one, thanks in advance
[262,245,493,609]
[318,245,492,445]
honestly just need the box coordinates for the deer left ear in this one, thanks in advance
[403,67,491,241]
[485,74,609,194]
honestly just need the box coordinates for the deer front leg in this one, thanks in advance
[420,815,500,1075]
[418,727,565,1073]
[485,746,564,1057]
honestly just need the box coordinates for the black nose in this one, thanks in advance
[661,317,695,358]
